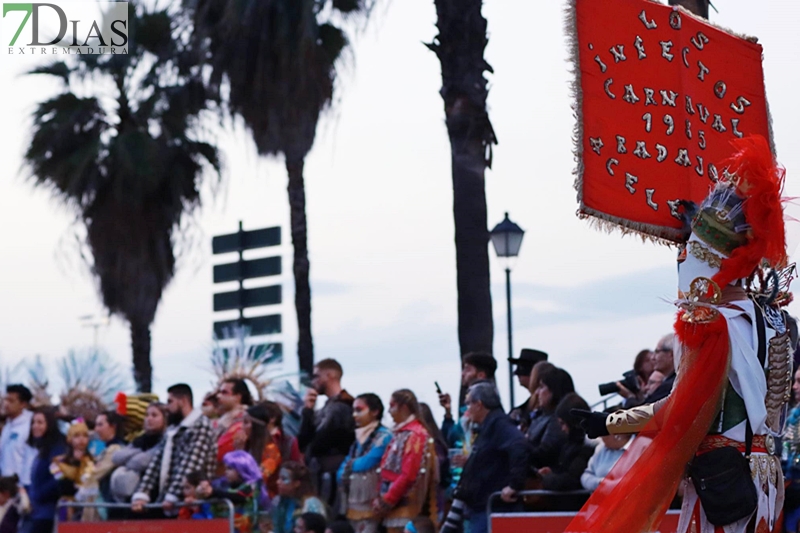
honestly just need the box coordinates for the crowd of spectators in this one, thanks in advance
[0,340,678,533]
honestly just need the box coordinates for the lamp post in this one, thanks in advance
[490,212,525,408]
[79,314,110,354]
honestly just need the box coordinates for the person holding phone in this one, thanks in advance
[437,353,497,456]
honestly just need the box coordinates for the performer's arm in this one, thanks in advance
[574,390,670,438]
[606,396,669,434]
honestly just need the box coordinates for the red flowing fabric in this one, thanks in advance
[565,312,730,533]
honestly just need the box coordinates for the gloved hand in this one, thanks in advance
[571,409,610,438]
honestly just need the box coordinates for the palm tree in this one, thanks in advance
[668,0,708,18]
[24,2,220,392]
[427,0,497,358]
[188,0,371,377]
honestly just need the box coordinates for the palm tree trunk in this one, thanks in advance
[286,157,315,378]
[668,0,708,18]
[130,320,152,392]
[428,0,496,358]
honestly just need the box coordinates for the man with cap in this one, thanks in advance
[508,349,548,430]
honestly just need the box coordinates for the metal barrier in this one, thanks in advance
[485,490,590,533]
[590,393,621,411]
[56,499,236,533]
[486,490,681,533]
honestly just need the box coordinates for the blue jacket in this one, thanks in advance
[458,409,529,511]
[27,441,67,520]
[441,410,466,449]
[336,425,391,483]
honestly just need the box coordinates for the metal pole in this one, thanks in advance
[238,220,244,323]
[506,267,514,408]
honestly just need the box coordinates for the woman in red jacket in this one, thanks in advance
[373,389,438,533]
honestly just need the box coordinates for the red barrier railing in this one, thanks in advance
[56,499,235,533]
[487,491,681,533]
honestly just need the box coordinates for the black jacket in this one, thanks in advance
[541,437,595,491]
[644,371,676,404]
[509,399,532,432]
[458,409,530,511]
[525,410,567,468]
[298,390,355,465]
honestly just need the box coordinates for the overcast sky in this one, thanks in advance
[0,0,798,420]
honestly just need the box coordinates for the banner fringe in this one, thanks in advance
[578,205,683,246]
[565,0,584,201]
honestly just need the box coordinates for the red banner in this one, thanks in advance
[572,0,771,241]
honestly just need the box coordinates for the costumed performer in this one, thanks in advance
[572,135,797,533]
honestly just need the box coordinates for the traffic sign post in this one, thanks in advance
[212,222,282,349]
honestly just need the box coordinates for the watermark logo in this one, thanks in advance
[2,2,128,55]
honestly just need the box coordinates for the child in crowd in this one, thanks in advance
[202,392,220,421]
[294,512,326,533]
[197,450,268,533]
[0,475,29,533]
[272,462,327,533]
[179,471,213,520]
[51,421,95,521]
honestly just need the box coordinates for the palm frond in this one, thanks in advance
[188,0,367,160]
[331,0,362,13]
[135,10,174,59]
[267,380,304,437]
[27,61,73,85]
[58,349,131,407]
[318,23,348,66]
[26,94,107,205]
[25,355,52,407]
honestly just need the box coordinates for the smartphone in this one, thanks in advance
[435,381,442,394]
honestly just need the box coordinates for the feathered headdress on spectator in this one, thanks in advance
[26,356,52,407]
[59,350,130,424]
[211,326,282,401]
[211,326,303,437]
[114,392,159,440]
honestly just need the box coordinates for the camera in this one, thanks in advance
[598,369,640,396]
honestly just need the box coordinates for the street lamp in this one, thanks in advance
[490,212,525,408]
[79,314,110,353]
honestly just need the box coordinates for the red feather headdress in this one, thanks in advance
[711,135,786,289]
